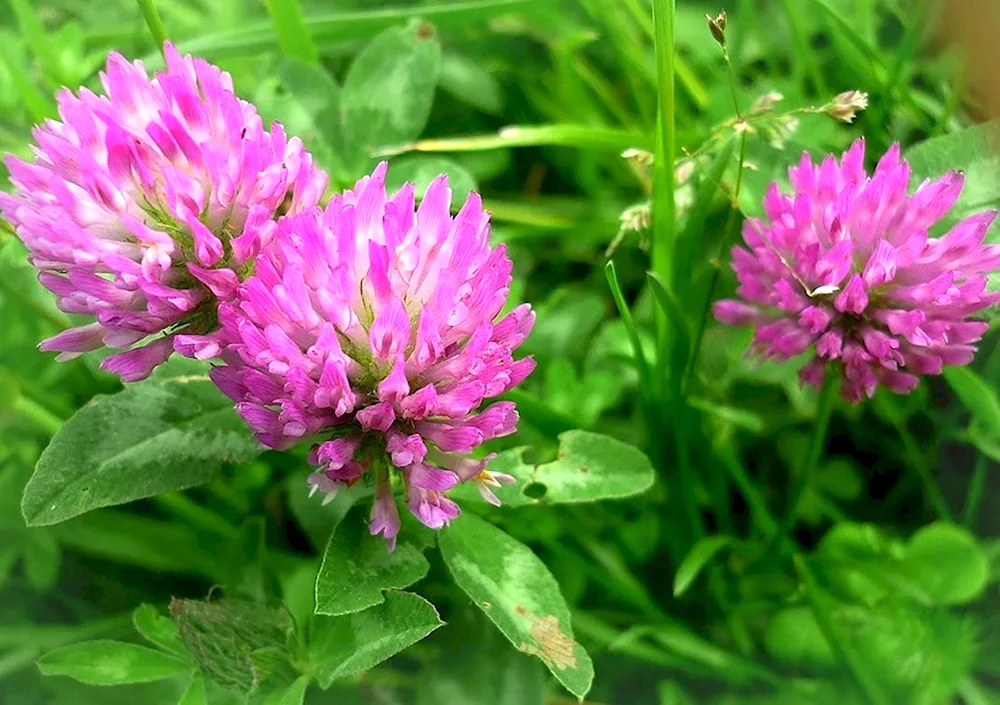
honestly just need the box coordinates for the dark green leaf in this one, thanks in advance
[133,604,188,658]
[37,640,190,685]
[906,121,1000,222]
[170,598,293,697]
[314,505,430,617]
[385,155,478,206]
[342,22,442,161]
[263,675,311,705]
[439,52,504,115]
[22,362,261,526]
[309,591,442,688]
[439,513,594,699]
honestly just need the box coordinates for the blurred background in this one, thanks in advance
[0,0,998,703]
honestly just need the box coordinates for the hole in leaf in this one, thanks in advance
[523,482,547,500]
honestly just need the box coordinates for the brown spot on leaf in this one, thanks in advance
[579,465,589,473]
[515,607,578,670]
[415,21,434,39]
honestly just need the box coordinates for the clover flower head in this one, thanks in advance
[210,163,534,547]
[714,139,1000,402]
[0,43,328,381]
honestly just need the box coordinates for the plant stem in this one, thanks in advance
[776,368,839,543]
[650,0,676,290]
[136,0,169,53]
[793,555,888,705]
[682,129,747,395]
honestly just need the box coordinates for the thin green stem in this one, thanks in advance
[683,130,747,395]
[961,455,988,529]
[136,0,169,54]
[775,368,839,543]
[650,0,676,289]
[794,555,889,705]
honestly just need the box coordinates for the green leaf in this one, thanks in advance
[439,52,504,115]
[902,523,989,605]
[906,121,1000,222]
[943,367,1000,437]
[314,505,430,617]
[37,640,190,685]
[177,674,207,705]
[309,591,442,688]
[342,22,442,161]
[415,608,545,705]
[22,362,261,526]
[133,604,188,658]
[170,598,294,697]
[263,675,311,705]
[763,606,837,668]
[479,430,655,508]
[673,536,735,597]
[438,513,594,699]
[255,59,348,181]
[385,156,478,206]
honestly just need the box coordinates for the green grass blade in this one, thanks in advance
[9,0,71,89]
[0,39,55,122]
[376,124,651,156]
[264,0,319,64]
[149,0,551,63]
[135,0,170,53]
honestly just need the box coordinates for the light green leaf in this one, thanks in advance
[480,431,655,507]
[309,591,442,688]
[133,604,188,658]
[263,0,317,64]
[256,59,345,178]
[263,675,311,705]
[314,505,430,617]
[673,536,735,597]
[943,367,1000,437]
[177,674,207,705]
[438,513,594,699]
[37,640,190,685]
[385,155,478,206]
[22,361,261,526]
[342,22,442,161]
[763,607,836,668]
[906,121,1000,222]
[902,523,989,605]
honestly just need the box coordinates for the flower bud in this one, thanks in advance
[707,10,727,46]
[826,90,869,123]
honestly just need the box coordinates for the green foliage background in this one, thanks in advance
[0,0,998,703]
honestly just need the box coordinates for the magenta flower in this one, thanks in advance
[0,43,327,381]
[210,163,534,547]
[714,139,1000,402]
